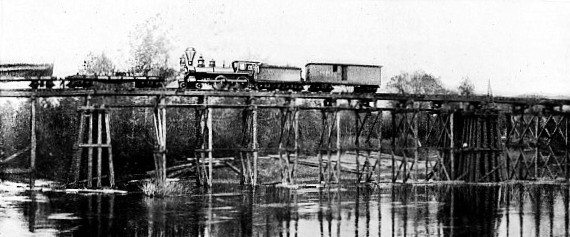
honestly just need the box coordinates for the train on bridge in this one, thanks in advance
[0,47,382,93]
[178,47,382,93]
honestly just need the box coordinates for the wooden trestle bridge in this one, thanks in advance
[1,89,569,188]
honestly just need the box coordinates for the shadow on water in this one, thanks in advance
[2,183,569,236]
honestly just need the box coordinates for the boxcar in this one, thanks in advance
[305,63,381,92]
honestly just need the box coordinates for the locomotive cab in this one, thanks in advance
[231,61,259,76]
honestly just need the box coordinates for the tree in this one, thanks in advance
[128,14,175,78]
[387,71,447,95]
[458,77,475,96]
[83,52,116,75]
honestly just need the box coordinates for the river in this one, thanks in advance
[0,183,568,236]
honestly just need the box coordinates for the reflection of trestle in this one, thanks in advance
[70,103,115,188]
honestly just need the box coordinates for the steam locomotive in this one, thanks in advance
[178,47,382,93]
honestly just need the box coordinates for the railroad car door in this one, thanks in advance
[341,65,348,81]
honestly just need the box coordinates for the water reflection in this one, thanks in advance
[1,184,569,236]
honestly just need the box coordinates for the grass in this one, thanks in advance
[139,180,193,197]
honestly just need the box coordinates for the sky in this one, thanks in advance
[1,0,569,96]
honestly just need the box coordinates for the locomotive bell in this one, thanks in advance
[209,59,216,67]
[184,47,196,66]
[197,55,205,68]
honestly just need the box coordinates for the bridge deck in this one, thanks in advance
[0,89,568,106]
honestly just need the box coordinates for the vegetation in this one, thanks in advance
[83,52,116,75]
[139,180,192,197]
[387,71,449,95]
[128,14,176,78]
[458,77,475,96]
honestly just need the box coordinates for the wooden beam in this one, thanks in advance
[0,146,30,163]
[78,144,111,148]
[1,89,569,107]
[72,113,85,184]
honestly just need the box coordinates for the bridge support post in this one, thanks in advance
[240,97,259,186]
[69,100,115,188]
[207,104,213,187]
[375,103,383,183]
[316,99,340,185]
[450,112,455,180]
[277,98,298,185]
[96,108,102,187]
[293,106,298,185]
[153,96,167,186]
[391,111,396,183]
[29,95,36,189]
[194,96,206,186]
[457,109,503,182]
[87,109,93,187]
[195,96,215,187]
[105,111,115,187]
[336,107,341,184]
[564,114,570,181]
[390,101,419,183]
[352,103,382,183]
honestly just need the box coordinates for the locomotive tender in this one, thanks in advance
[179,47,382,93]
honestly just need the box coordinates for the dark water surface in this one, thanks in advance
[0,183,568,236]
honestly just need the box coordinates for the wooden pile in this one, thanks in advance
[454,111,505,182]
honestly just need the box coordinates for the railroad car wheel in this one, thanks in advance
[29,81,39,89]
[45,80,55,89]
[179,81,187,89]
[234,82,246,91]
[212,75,227,90]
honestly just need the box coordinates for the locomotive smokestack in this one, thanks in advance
[184,47,196,66]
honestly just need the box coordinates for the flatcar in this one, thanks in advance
[0,63,56,89]
[65,74,164,89]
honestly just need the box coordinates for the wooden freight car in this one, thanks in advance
[305,63,381,93]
